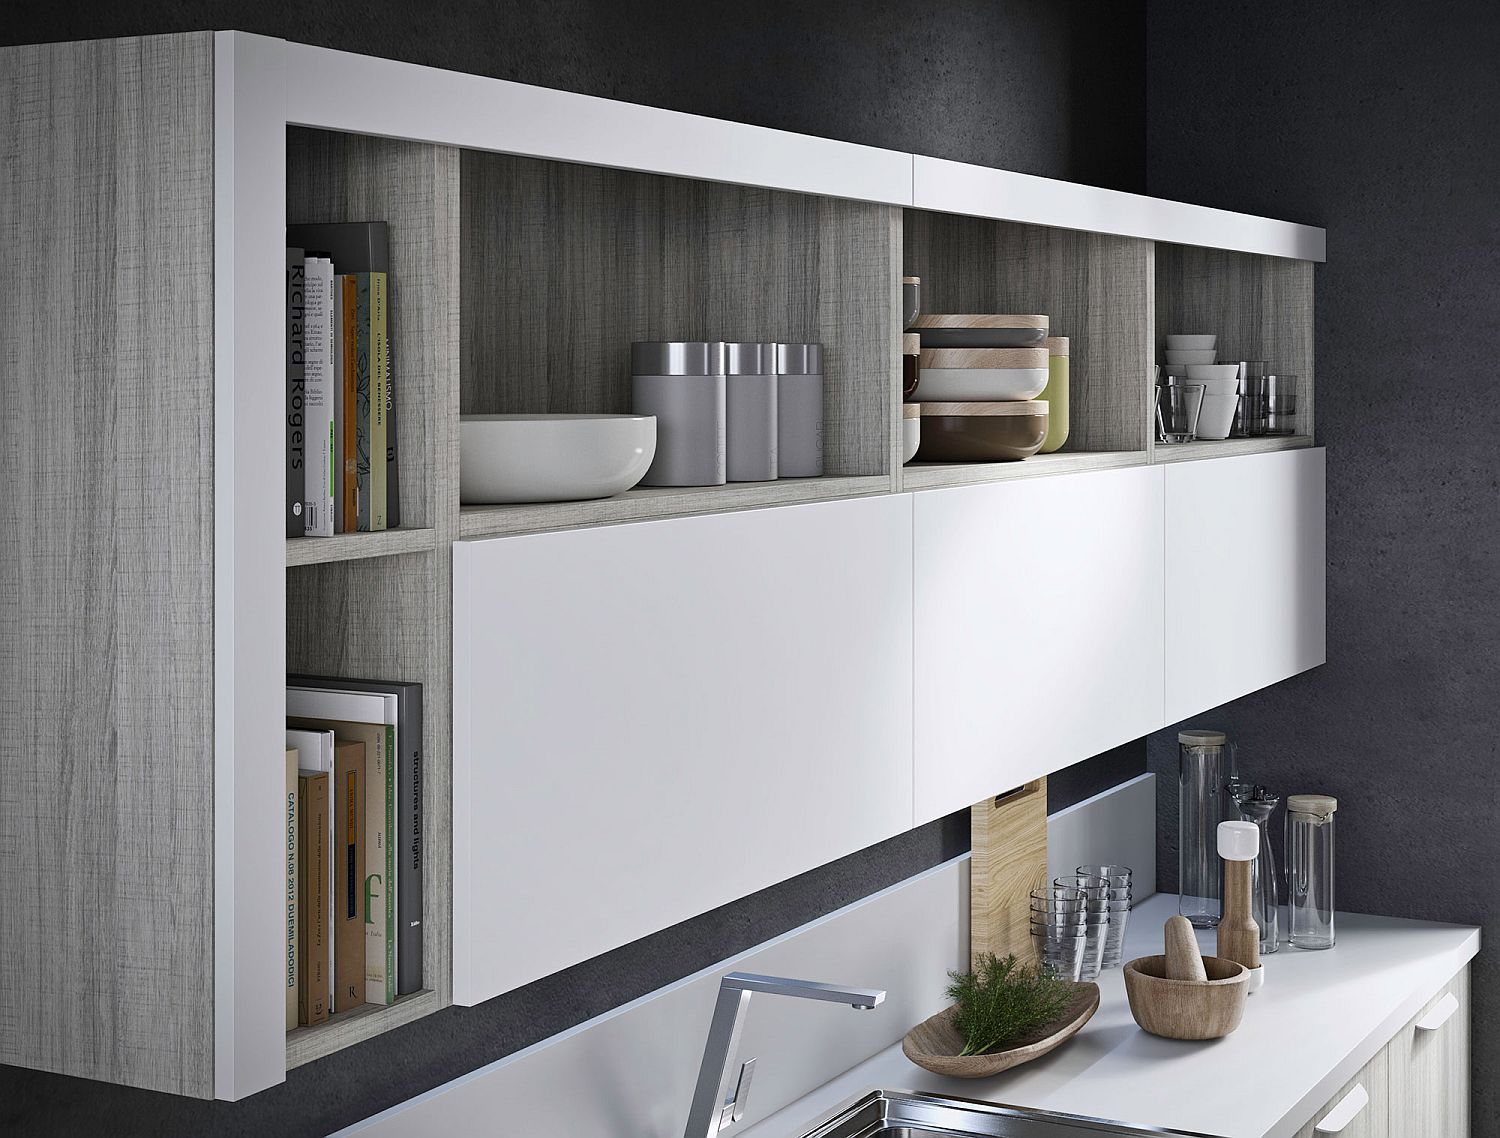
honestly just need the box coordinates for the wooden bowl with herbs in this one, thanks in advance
[902,953,1100,1079]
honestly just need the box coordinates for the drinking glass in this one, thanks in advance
[1156,382,1205,443]
[1265,374,1298,436]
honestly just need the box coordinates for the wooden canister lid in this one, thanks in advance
[902,332,921,354]
[920,400,1048,417]
[902,402,921,419]
[911,314,1049,330]
[919,346,1049,370]
[1046,336,1070,356]
[902,275,921,284]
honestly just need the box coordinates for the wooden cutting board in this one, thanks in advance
[970,778,1049,968]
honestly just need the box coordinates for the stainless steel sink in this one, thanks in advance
[795,1090,1216,1138]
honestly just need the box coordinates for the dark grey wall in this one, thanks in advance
[1144,0,1500,1125]
[3,0,1145,192]
[1,3,1146,1134]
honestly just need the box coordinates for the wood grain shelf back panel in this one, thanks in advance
[903,211,1153,455]
[460,151,900,479]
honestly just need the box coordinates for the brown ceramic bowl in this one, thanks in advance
[916,401,1049,462]
[1123,954,1249,1040]
[912,313,1050,349]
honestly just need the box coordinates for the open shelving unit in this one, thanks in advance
[273,53,1324,1069]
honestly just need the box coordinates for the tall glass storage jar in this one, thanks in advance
[1179,730,1237,928]
[1287,794,1337,949]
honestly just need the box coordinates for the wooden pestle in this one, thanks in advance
[1216,821,1262,977]
[1164,915,1208,982]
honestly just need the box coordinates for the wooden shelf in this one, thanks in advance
[285,990,441,1069]
[459,475,892,539]
[899,451,1148,492]
[1151,435,1313,464]
[285,527,438,567]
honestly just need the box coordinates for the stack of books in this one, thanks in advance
[285,222,402,538]
[283,676,423,1029]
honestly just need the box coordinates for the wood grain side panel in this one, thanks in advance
[460,152,897,478]
[0,33,217,1096]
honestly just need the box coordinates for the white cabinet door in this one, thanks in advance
[1164,448,1326,724]
[452,496,915,1006]
[912,466,1166,826]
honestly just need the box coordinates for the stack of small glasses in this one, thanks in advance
[1029,864,1133,981]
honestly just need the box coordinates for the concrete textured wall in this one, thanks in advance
[1145,0,1500,1126]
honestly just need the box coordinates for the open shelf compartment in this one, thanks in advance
[457,149,903,532]
[1152,243,1315,458]
[282,127,460,1061]
[899,210,1152,491]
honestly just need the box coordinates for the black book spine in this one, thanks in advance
[286,248,306,536]
[396,684,423,994]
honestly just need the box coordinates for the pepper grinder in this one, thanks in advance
[1217,820,1263,993]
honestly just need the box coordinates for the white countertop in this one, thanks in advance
[742,894,1479,1138]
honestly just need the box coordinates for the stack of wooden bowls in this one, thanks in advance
[908,315,1051,462]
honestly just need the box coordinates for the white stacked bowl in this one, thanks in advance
[1164,334,1218,368]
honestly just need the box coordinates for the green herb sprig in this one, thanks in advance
[946,953,1073,1056]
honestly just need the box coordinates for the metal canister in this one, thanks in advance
[775,343,824,478]
[631,341,726,486]
[725,342,777,482]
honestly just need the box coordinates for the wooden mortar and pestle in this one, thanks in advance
[1124,915,1250,1040]
[1125,821,1263,1038]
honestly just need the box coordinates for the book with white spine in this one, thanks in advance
[302,256,336,536]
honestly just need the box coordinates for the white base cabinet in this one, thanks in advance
[1164,448,1326,723]
[452,496,915,1006]
[912,466,1166,824]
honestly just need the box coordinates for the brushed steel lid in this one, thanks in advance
[725,342,776,375]
[776,342,824,375]
[631,341,726,376]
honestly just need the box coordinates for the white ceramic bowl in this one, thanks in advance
[1167,334,1217,351]
[902,415,921,463]
[459,414,656,504]
[1164,349,1217,366]
[1195,393,1238,440]
[915,366,1048,401]
[1185,363,1242,396]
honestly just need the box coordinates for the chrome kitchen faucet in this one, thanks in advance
[683,972,886,1138]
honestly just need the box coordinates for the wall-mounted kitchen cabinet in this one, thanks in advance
[451,495,915,1006]
[1164,448,1326,723]
[2,28,1327,1101]
[911,467,1167,824]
